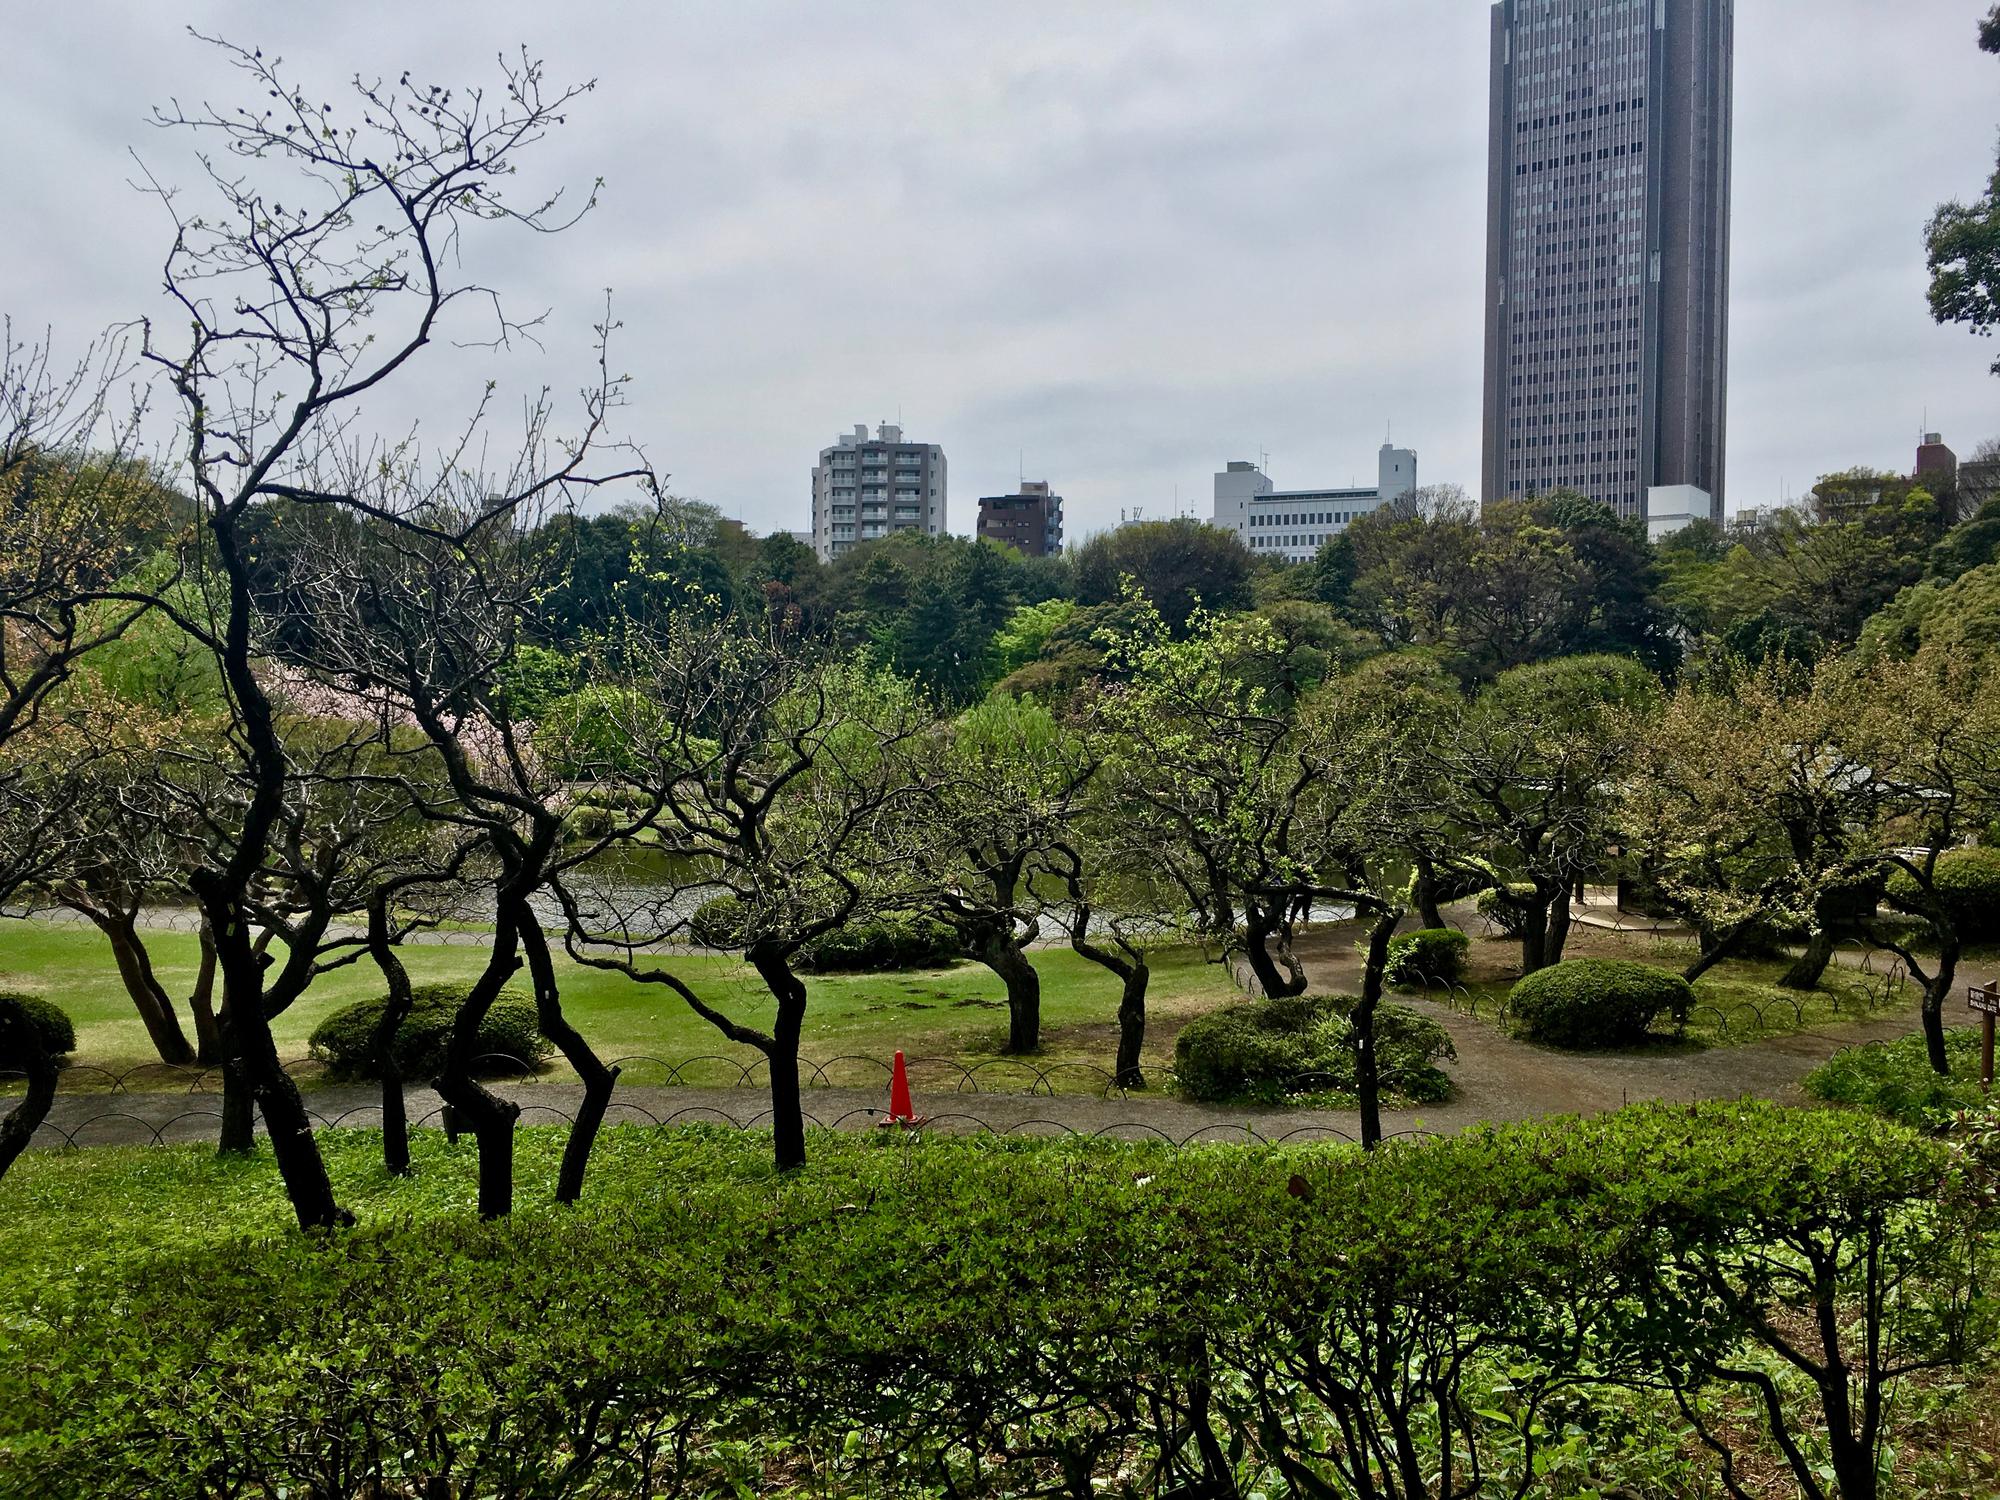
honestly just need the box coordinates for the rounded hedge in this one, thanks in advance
[797,916,962,974]
[1383,928,1470,989]
[1885,848,2000,943]
[309,984,551,1080]
[0,993,76,1066]
[1173,994,1455,1104]
[1508,960,1694,1049]
[690,896,962,972]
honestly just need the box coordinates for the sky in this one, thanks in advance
[2,2,1996,541]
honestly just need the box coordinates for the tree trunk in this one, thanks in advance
[1546,885,1574,967]
[1922,932,1961,1077]
[190,920,221,1065]
[1681,921,1748,984]
[1353,910,1400,1151]
[90,911,197,1066]
[1412,854,1447,932]
[218,1061,256,1154]
[365,896,417,1177]
[1243,904,1310,998]
[973,924,1044,1055]
[0,1001,59,1183]
[750,946,810,1171]
[1518,896,1551,976]
[436,924,526,1219]
[517,914,618,1204]
[1781,925,1838,991]
[211,939,349,1229]
[1113,963,1150,1090]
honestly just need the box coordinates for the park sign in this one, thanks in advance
[1970,981,2000,1089]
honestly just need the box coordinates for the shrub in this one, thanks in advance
[1382,928,1470,989]
[0,993,75,1066]
[798,916,962,973]
[1173,993,1455,1104]
[1476,883,1536,938]
[1803,1028,1988,1128]
[688,894,747,950]
[1508,960,1694,1049]
[308,984,551,1080]
[1885,848,2000,943]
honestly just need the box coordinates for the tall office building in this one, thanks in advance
[1480,0,1733,527]
[811,422,947,561]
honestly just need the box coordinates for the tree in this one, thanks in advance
[1424,656,1656,974]
[133,37,646,1228]
[1926,7,2000,372]
[1851,646,2000,1073]
[564,625,931,1171]
[1071,518,1254,636]
[903,695,1098,1055]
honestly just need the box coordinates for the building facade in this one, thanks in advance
[1213,444,1418,564]
[810,423,947,562]
[1480,0,1733,526]
[976,480,1064,556]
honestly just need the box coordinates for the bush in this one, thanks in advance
[798,916,962,973]
[1476,883,1536,938]
[1173,993,1455,1104]
[308,984,551,1080]
[1382,928,1469,989]
[1803,1028,1988,1128]
[688,894,747,950]
[0,1108,1955,1500]
[1508,960,1694,1049]
[1885,848,2000,943]
[0,993,75,1066]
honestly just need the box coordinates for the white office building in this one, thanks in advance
[811,422,947,562]
[1213,443,1418,563]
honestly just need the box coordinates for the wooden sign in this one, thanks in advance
[1971,983,2000,1018]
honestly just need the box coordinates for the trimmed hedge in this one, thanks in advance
[0,1108,1964,1500]
[308,984,551,1080]
[1173,993,1455,1104]
[1508,960,1694,1049]
[1885,848,2000,943]
[1383,928,1470,988]
[0,993,75,1066]
[690,896,962,972]
[796,915,962,973]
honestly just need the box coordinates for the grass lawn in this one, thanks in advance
[0,919,1243,1089]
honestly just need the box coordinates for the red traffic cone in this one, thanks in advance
[888,1050,915,1123]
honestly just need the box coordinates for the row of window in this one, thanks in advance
[1250,509,1365,527]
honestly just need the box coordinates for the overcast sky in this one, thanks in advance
[3,2,1996,540]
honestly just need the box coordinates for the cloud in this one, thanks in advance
[1,0,1993,538]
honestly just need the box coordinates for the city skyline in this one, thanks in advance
[0,2,1994,541]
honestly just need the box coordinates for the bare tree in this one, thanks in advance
[130,35,648,1227]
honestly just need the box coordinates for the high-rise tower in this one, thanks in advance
[1480,0,1733,526]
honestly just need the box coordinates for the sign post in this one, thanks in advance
[1971,982,2000,1090]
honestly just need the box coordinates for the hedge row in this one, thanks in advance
[0,1106,1972,1500]
[308,985,552,1080]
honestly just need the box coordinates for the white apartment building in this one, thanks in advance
[811,422,947,562]
[1213,443,1419,563]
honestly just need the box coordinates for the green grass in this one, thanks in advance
[1804,1027,1990,1128]
[0,920,1240,1087]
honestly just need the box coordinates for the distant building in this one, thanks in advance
[1916,432,1959,487]
[1212,444,1418,564]
[1480,0,1734,528]
[811,423,947,562]
[977,481,1064,556]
